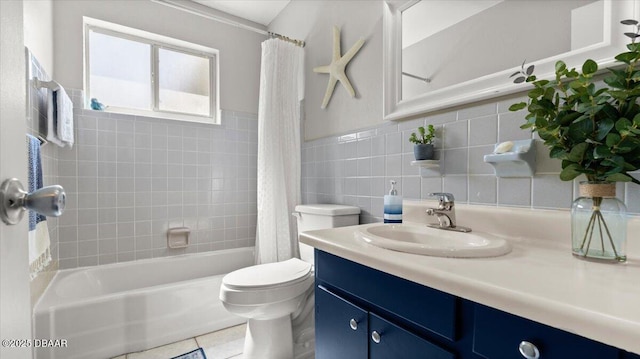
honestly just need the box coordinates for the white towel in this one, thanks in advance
[46,81,74,148]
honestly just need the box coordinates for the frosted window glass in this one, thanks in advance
[89,31,151,110]
[158,48,210,117]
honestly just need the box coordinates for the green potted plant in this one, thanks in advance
[409,124,436,160]
[509,19,640,262]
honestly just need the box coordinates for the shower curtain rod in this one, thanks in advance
[152,0,305,47]
[268,32,305,48]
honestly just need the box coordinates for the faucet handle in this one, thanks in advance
[428,192,455,203]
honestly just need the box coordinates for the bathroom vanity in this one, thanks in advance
[301,202,640,358]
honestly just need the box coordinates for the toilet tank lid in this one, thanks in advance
[295,204,361,216]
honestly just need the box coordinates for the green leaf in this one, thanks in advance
[615,52,637,64]
[535,79,550,87]
[568,118,594,142]
[582,59,598,75]
[605,173,633,182]
[569,80,583,90]
[549,146,567,159]
[555,61,566,73]
[628,42,640,52]
[608,90,628,100]
[610,155,626,167]
[556,111,582,126]
[508,102,527,111]
[535,117,549,129]
[577,103,604,115]
[593,145,613,159]
[596,118,615,141]
[606,133,622,147]
[566,142,589,162]
[528,88,544,98]
[633,113,640,126]
[560,163,583,181]
[615,118,632,132]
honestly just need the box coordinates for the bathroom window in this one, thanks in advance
[85,22,219,124]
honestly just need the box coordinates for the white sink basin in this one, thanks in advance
[357,224,512,258]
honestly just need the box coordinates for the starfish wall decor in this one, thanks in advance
[313,26,365,109]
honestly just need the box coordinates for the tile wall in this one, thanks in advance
[301,97,640,224]
[56,100,258,269]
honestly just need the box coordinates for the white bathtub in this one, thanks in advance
[34,247,254,359]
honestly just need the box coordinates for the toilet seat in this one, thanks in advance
[220,258,314,306]
[223,258,312,289]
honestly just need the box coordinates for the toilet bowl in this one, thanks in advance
[220,258,314,358]
[219,204,360,359]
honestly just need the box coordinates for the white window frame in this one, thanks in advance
[84,18,220,124]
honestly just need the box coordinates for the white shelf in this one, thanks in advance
[410,159,441,177]
[410,160,439,168]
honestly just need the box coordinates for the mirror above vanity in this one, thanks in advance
[383,0,640,121]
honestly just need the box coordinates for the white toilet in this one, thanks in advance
[219,204,360,359]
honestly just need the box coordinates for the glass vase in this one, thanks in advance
[571,181,627,262]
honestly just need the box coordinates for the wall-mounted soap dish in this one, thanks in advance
[483,139,536,177]
[411,159,441,177]
[167,227,190,249]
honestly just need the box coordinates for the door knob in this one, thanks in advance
[0,178,65,225]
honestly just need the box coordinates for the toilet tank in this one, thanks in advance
[295,204,360,264]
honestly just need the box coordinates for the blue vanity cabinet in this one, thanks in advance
[314,249,640,359]
[473,304,620,358]
[315,249,457,341]
[368,312,455,359]
[315,284,455,359]
[315,285,368,359]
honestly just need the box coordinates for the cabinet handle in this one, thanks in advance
[349,319,358,330]
[371,331,381,344]
[518,341,540,359]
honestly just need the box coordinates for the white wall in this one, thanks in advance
[1,1,32,357]
[52,0,264,114]
[268,0,384,141]
[24,0,54,76]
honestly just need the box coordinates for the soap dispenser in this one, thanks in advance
[384,180,402,223]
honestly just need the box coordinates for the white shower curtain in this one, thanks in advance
[255,38,305,264]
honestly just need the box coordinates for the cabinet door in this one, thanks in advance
[473,304,620,359]
[369,313,455,359]
[315,285,368,359]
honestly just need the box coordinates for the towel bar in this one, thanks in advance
[32,77,59,90]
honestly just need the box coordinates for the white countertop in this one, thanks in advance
[300,202,640,354]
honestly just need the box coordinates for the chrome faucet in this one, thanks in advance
[425,193,472,233]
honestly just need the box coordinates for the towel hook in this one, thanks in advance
[0,178,65,225]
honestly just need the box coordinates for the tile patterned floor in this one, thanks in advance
[113,324,245,359]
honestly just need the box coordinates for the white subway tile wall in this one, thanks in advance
[56,96,257,269]
[301,101,640,224]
